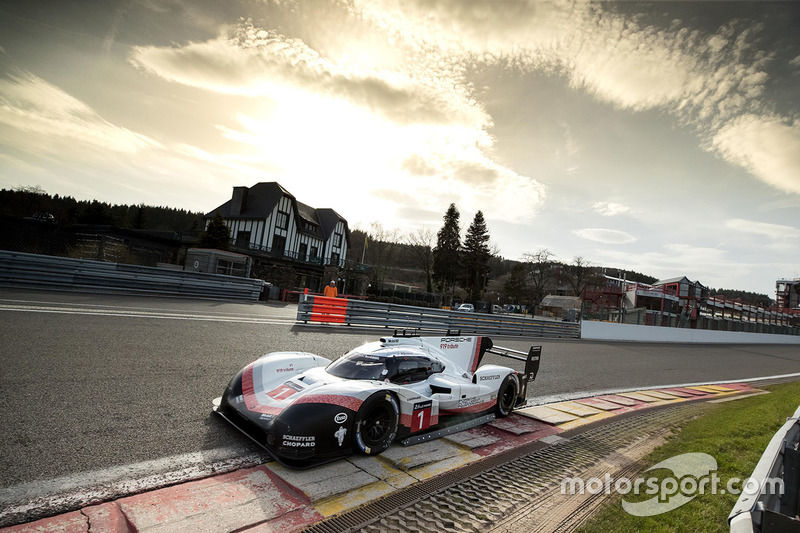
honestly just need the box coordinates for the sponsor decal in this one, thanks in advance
[479,374,501,381]
[457,397,483,408]
[440,343,459,350]
[235,395,244,404]
[275,364,294,373]
[334,412,348,424]
[335,426,347,446]
[281,435,316,448]
[440,337,473,343]
[259,413,275,420]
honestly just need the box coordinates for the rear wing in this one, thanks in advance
[486,345,542,401]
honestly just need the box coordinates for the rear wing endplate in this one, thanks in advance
[486,345,541,400]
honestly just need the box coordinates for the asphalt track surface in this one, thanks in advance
[1,288,799,502]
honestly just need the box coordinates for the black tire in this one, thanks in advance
[353,392,399,455]
[496,374,518,417]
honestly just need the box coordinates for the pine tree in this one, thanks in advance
[463,211,491,301]
[432,204,461,303]
[198,212,231,250]
[130,204,147,229]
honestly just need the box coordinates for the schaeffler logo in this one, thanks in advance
[561,453,784,517]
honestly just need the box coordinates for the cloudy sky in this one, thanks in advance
[1,1,798,296]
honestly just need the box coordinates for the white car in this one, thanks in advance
[457,303,475,312]
[213,334,541,468]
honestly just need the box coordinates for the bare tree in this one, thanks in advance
[566,256,602,298]
[405,227,435,293]
[522,249,555,311]
[365,222,401,283]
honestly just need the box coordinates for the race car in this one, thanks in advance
[212,333,541,468]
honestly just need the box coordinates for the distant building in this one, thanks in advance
[205,183,350,292]
[776,279,800,309]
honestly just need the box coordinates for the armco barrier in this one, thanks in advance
[0,250,266,301]
[729,404,800,533]
[296,294,580,338]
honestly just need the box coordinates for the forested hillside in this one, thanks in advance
[0,186,203,232]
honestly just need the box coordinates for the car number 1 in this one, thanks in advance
[412,400,433,432]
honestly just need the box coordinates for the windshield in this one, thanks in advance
[327,350,444,383]
[327,352,391,380]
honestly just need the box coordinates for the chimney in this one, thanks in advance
[230,186,247,216]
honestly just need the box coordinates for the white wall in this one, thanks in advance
[581,321,800,344]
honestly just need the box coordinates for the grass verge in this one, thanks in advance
[575,381,800,533]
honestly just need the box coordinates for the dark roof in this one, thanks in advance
[204,182,294,219]
[317,208,350,244]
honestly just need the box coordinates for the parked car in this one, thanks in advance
[457,303,475,313]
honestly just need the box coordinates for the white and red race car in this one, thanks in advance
[213,333,541,468]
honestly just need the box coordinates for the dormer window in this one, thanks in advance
[276,210,289,230]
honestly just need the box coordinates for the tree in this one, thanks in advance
[198,212,231,250]
[566,256,603,298]
[406,227,435,293]
[364,222,401,284]
[432,203,461,302]
[522,249,555,310]
[130,204,148,229]
[463,211,491,301]
[502,263,529,305]
[79,200,114,225]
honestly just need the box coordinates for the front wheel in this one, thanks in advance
[496,374,518,417]
[353,392,399,455]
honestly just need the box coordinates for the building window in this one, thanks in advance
[330,252,340,266]
[333,232,342,247]
[272,235,286,256]
[236,230,251,246]
[298,243,307,261]
[276,211,289,230]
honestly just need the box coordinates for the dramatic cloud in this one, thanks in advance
[129,18,545,223]
[350,1,794,195]
[574,228,637,244]
[0,70,160,154]
[130,20,487,127]
[711,116,800,194]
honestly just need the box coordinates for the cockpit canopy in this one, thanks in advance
[326,346,444,384]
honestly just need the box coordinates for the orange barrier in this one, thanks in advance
[309,295,349,324]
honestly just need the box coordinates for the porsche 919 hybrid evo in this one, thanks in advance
[213,333,541,468]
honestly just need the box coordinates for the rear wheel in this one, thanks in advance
[496,374,518,417]
[353,392,399,455]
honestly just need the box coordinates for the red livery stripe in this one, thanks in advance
[293,394,363,412]
[440,399,495,415]
[470,336,482,373]
[241,363,283,415]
